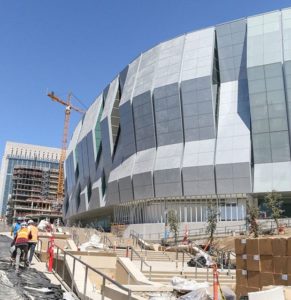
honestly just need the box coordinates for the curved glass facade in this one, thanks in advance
[64,8,291,226]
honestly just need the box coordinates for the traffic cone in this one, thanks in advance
[213,265,219,300]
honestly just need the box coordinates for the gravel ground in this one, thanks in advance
[0,234,66,299]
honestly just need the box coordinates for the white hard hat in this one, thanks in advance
[20,222,27,227]
[27,220,34,224]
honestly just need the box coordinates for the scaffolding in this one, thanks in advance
[7,165,62,224]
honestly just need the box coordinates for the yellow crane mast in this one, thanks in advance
[47,92,85,201]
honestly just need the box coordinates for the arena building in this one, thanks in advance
[64,8,291,231]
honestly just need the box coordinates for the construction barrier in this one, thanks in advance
[47,236,54,272]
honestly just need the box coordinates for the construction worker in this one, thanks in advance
[27,219,38,265]
[11,217,23,237]
[12,222,31,273]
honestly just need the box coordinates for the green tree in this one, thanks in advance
[206,206,218,245]
[167,210,180,245]
[247,202,259,238]
[265,190,283,233]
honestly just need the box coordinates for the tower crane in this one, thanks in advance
[47,92,85,201]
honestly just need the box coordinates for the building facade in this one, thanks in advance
[6,165,62,223]
[64,8,291,228]
[0,142,61,216]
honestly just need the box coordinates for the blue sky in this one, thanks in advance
[0,0,290,159]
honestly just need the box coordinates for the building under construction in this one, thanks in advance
[6,165,62,224]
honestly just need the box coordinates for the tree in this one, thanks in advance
[265,190,283,233]
[247,202,259,238]
[167,209,180,245]
[206,206,219,245]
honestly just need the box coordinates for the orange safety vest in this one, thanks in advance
[28,225,38,243]
[15,227,29,245]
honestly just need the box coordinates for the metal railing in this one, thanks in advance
[103,234,114,248]
[129,247,152,281]
[129,222,247,243]
[129,218,291,243]
[53,244,133,300]
[130,232,150,253]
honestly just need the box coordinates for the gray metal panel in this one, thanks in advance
[181,28,215,81]
[78,98,101,143]
[154,168,182,197]
[216,19,247,82]
[283,8,291,62]
[119,66,129,94]
[216,163,251,194]
[215,81,252,193]
[88,179,102,210]
[133,45,160,98]
[154,143,183,197]
[133,91,156,151]
[181,77,216,142]
[101,77,119,121]
[282,10,291,149]
[119,176,134,203]
[119,101,136,159]
[79,188,88,213]
[183,165,215,195]
[67,120,82,156]
[154,83,183,146]
[65,120,82,207]
[120,57,140,106]
[247,11,282,68]
[65,153,75,196]
[254,161,291,192]
[247,63,290,164]
[132,148,156,175]
[247,11,291,192]
[106,180,120,206]
[132,172,154,200]
[110,154,136,203]
[153,36,184,88]
[155,143,183,170]
[215,82,251,158]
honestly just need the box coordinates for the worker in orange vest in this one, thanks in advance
[27,220,38,265]
[11,222,31,273]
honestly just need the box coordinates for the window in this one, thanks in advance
[75,164,79,181]
[101,170,107,197]
[87,178,92,202]
[96,145,102,169]
[65,197,69,214]
[76,185,81,210]
[111,85,121,157]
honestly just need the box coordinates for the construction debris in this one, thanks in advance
[79,233,106,251]
[171,276,209,292]
[177,285,235,300]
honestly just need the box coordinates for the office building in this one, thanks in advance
[0,142,61,218]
